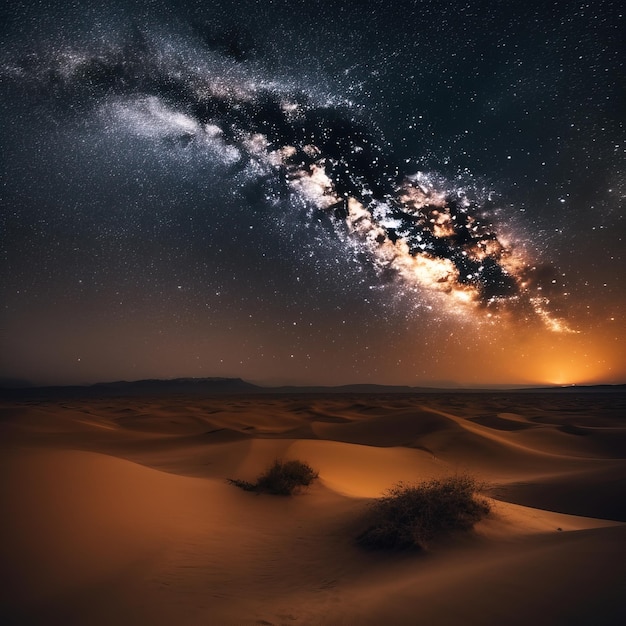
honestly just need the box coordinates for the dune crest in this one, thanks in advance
[1,391,625,625]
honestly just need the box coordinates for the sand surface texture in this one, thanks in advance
[1,391,625,625]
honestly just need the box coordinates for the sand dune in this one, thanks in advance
[1,391,625,625]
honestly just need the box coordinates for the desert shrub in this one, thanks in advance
[357,474,491,551]
[228,459,318,496]
[227,478,257,492]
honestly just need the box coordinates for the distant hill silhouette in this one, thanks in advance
[92,377,259,394]
[0,377,258,399]
[0,377,624,400]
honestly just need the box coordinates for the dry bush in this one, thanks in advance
[229,459,318,496]
[357,475,491,551]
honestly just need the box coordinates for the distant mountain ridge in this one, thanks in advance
[93,377,258,392]
[0,377,259,399]
[0,377,624,399]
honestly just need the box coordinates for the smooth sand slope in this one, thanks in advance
[1,392,625,625]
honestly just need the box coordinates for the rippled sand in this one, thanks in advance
[1,391,625,625]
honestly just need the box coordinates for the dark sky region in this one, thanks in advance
[0,0,624,387]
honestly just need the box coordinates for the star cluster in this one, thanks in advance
[0,0,623,386]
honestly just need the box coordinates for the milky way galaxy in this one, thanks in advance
[1,0,624,387]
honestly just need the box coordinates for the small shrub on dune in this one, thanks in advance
[228,459,318,496]
[357,474,491,551]
[227,478,257,492]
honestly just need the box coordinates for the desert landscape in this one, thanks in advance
[1,386,625,625]
[2,0,623,623]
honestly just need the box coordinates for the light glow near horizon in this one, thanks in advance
[0,2,623,387]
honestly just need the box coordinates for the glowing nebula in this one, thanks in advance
[4,34,573,330]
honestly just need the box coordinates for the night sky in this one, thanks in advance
[1,0,624,387]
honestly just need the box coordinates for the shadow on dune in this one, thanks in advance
[495,464,626,521]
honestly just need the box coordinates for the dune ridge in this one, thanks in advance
[1,391,625,625]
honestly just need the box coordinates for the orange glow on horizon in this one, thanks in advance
[511,341,618,388]
[403,313,624,389]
